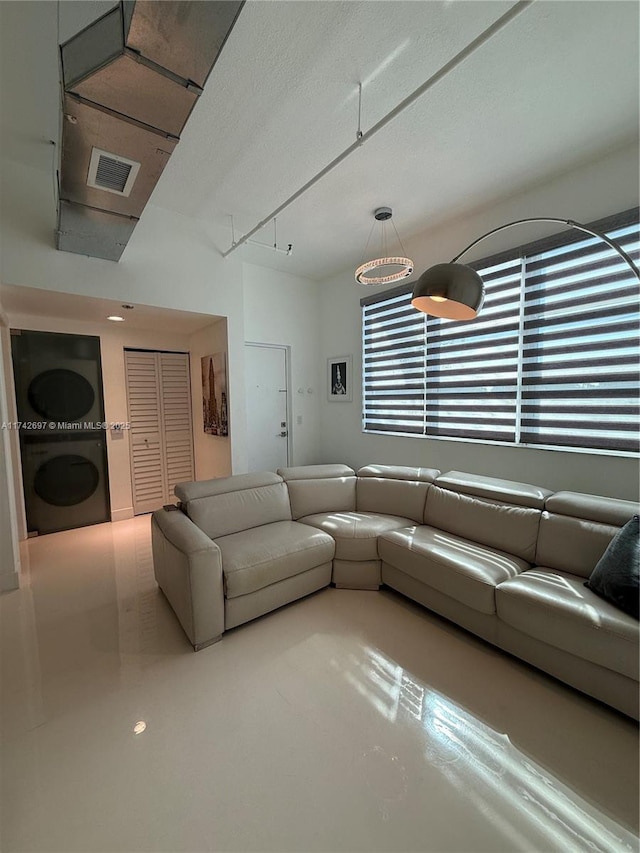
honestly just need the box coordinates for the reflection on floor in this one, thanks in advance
[1,516,638,853]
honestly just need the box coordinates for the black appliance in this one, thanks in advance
[11,330,110,534]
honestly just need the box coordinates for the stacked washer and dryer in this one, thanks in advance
[11,330,110,535]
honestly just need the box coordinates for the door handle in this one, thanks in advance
[277,431,288,437]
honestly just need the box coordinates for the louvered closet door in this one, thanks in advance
[125,350,194,514]
[159,353,195,499]
[125,351,167,514]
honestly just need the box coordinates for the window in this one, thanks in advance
[362,289,426,434]
[362,209,639,454]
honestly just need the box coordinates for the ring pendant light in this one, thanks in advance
[355,207,413,285]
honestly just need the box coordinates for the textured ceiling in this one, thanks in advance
[152,0,640,278]
[1,0,639,282]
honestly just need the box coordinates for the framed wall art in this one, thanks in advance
[202,353,229,435]
[327,355,352,402]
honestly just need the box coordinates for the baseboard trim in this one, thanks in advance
[111,507,134,522]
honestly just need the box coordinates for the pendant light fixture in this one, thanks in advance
[355,207,414,285]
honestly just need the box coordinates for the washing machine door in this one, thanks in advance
[34,453,100,507]
[22,436,110,534]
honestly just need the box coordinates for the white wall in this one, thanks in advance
[189,319,232,481]
[0,313,21,590]
[242,262,323,465]
[0,313,26,538]
[0,160,328,535]
[318,143,640,501]
[3,144,638,508]
[0,161,249,474]
[5,313,198,523]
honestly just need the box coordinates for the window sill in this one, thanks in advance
[361,428,640,459]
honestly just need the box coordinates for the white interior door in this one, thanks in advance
[245,344,289,473]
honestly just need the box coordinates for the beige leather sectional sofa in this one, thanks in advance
[151,463,639,720]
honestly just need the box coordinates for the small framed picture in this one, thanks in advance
[327,355,352,402]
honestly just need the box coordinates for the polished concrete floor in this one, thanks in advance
[1,516,638,853]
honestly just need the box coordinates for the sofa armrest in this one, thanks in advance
[151,509,224,650]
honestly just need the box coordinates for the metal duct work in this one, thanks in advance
[57,0,243,261]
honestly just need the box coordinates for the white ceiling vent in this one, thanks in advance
[87,148,141,197]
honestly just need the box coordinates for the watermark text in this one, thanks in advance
[1,421,130,431]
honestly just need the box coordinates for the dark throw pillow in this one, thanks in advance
[585,514,639,619]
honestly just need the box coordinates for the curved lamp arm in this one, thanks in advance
[451,217,639,280]
[411,215,639,319]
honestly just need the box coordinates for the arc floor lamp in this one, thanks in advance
[411,217,640,321]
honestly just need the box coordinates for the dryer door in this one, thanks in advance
[11,330,105,428]
[28,368,96,424]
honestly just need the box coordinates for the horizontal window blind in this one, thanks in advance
[361,208,639,454]
[425,257,521,442]
[363,290,426,433]
[521,222,640,452]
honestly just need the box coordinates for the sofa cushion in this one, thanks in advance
[277,464,355,481]
[379,526,528,614]
[279,465,357,520]
[545,491,639,527]
[175,471,283,504]
[585,515,639,619]
[357,465,440,483]
[300,511,415,561]
[425,485,542,562]
[216,521,335,599]
[496,569,640,679]
[535,492,640,579]
[187,482,292,540]
[434,471,552,509]
[356,465,438,523]
[535,513,622,580]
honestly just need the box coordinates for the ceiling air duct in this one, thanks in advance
[57,0,244,261]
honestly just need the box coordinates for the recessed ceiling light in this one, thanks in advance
[107,315,125,322]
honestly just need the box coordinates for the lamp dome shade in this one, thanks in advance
[411,263,485,320]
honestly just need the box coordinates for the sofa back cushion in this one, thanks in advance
[176,472,292,540]
[433,470,552,509]
[278,464,356,520]
[356,465,439,522]
[536,491,639,578]
[425,472,552,562]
